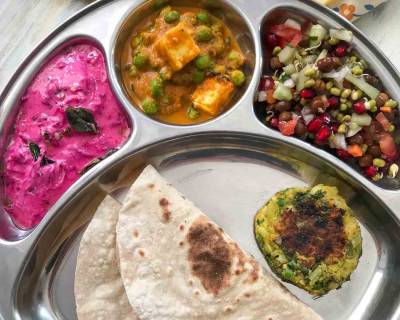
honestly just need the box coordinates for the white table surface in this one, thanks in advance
[0,0,399,92]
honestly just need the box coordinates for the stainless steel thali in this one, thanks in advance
[1,0,400,319]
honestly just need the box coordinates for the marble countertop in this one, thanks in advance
[0,0,399,92]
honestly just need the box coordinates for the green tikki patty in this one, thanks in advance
[254,185,362,296]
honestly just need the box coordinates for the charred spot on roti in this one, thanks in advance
[224,306,233,313]
[179,224,185,231]
[138,249,145,257]
[179,241,184,247]
[147,183,155,189]
[159,198,169,206]
[246,258,260,283]
[133,230,139,237]
[159,197,171,223]
[244,292,251,298]
[189,280,193,286]
[187,217,232,296]
[163,210,171,222]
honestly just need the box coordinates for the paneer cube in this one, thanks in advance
[155,23,200,72]
[192,77,235,115]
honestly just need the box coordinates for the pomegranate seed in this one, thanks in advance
[328,96,339,107]
[259,76,274,91]
[353,100,366,114]
[331,122,339,133]
[270,117,279,128]
[335,44,347,57]
[315,125,331,142]
[318,113,331,124]
[300,89,315,99]
[337,149,351,160]
[365,166,378,178]
[307,117,323,133]
[266,33,278,48]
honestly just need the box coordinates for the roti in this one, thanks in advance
[116,165,322,320]
[74,196,138,320]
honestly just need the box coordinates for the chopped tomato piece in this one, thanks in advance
[270,24,302,48]
[379,133,397,157]
[278,118,298,136]
[290,32,303,47]
[270,25,300,39]
[376,112,391,131]
[347,144,363,157]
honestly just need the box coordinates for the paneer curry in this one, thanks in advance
[121,6,246,125]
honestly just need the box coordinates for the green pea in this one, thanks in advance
[187,106,200,119]
[130,35,142,49]
[330,87,342,96]
[196,25,213,42]
[373,158,386,168]
[164,10,180,23]
[272,46,282,56]
[230,70,246,87]
[150,78,163,98]
[328,37,339,45]
[304,79,315,88]
[228,50,240,61]
[142,98,159,114]
[133,51,148,68]
[352,65,364,76]
[195,54,212,70]
[196,11,210,25]
[193,70,205,84]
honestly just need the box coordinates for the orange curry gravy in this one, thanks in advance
[121,6,246,125]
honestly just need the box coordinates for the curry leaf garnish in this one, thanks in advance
[29,142,40,161]
[66,107,98,133]
[40,155,55,167]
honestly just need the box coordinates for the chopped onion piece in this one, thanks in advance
[330,133,348,150]
[330,29,353,43]
[291,72,299,82]
[284,18,302,31]
[351,113,372,126]
[301,107,314,125]
[315,49,328,63]
[258,91,267,102]
[296,68,306,91]
[322,66,350,88]
[346,122,362,137]
[303,55,317,64]
[283,78,295,88]
[301,106,312,116]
